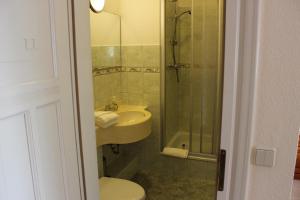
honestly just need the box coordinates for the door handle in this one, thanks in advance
[218,149,226,191]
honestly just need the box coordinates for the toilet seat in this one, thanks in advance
[99,177,146,200]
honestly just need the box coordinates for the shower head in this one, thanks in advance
[175,10,191,19]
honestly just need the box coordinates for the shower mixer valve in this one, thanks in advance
[170,40,178,46]
[168,63,186,69]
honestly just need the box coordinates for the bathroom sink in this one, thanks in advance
[95,105,152,146]
[118,111,147,125]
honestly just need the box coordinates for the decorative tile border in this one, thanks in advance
[123,66,160,73]
[93,66,160,76]
[142,67,160,73]
[93,66,122,76]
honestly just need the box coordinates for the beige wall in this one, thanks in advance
[103,0,121,14]
[120,0,160,45]
[90,0,160,45]
[90,0,121,46]
[247,0,300,199]
[90,11,121,46]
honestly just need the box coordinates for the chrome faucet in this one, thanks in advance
[104,102,118,111]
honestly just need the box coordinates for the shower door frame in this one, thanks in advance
[160,0,260,199]
[160,0,228,159]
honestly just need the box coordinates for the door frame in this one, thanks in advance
[69,0,100,200]
[221,0,261,199]
[71,0,260,200]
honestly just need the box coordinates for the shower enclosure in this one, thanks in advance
[161,0,225,161]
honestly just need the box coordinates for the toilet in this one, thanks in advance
[99,177,146,200]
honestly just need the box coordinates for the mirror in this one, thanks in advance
[90,11,121,69]
[90,0,105,13]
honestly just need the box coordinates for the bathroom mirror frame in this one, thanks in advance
[90,10,122,70]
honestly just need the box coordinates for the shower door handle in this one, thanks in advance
[218,149,226,191]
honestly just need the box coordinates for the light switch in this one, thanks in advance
[25,38,35,50]
[255,148,276,167]
[255,149,266,166]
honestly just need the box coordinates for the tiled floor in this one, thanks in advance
[132,156,218,200]
[293,180,300,200]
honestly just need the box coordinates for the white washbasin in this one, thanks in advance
[118,111,148,125]
[95,105,152,146]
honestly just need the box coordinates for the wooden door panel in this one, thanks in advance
[34,103,67,200]
[0,0,82,199]
[0,0,58,86]
[0,113,36,200]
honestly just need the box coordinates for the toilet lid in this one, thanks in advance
[99,177,145,200]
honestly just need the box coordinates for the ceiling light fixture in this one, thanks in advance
[90,0,105,13]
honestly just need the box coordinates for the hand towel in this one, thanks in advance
[94,111,119,128]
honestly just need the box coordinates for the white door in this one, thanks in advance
[0,1,83,200]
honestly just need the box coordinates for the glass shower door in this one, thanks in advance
[189,0,225,157]
[162,0,225,160]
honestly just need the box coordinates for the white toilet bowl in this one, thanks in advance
[99,177,146,200]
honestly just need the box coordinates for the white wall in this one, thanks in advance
[120,0,160,45]
[247,1,300,199]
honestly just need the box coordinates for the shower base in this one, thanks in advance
[167,131,190,149]
[164,131,217,162]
